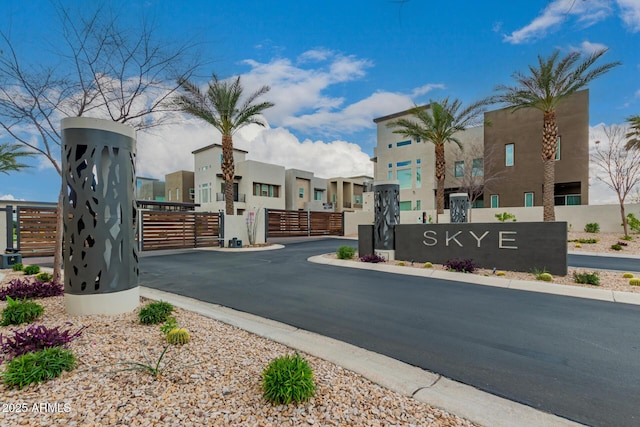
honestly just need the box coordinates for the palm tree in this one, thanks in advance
[493,49,620,221]
[0,143,31,174]
[174,74,274,215]
[625,115,640,150]
[386,98,488,216]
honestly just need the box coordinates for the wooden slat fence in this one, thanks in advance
[141,211,220,251]
[17,206,58,257]
[267,209,343,237]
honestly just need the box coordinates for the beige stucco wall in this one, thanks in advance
[237,160,285,212]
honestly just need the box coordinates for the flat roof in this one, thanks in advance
[192,143,249,155]
[373,104,430,123]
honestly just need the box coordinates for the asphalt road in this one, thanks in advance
[139,239,640,427]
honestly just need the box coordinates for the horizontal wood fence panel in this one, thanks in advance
[141,211,219,251]
[267,209,343,237]
[18,207,58,257]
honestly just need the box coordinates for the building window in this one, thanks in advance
[396,140,411,147]
[472,158,483,177]
[299,188,304,198]
[416,137,421,143]
[199,183,210,203]
[176,189,180,200]
[399,201,412,211]
[189,188,195,200]
[219,154,223,164]
[505,144,514,167]
[491,194,499,208]
[354,195,363,204]
[253,182,279,198]
[524,192,534,207]
[416,159,421,164]
[396,160,412,167]
[388,171,393,180]
[332,194,337,203]
[397,168,412,190]
[388,144,392,149]
[416,200,421,210]
[314,190,323,201]
[168,190,172,201]
[388,163,392,168]
[454,161,464,178]
[554,194,581,206]
[416,167,422,189]
[555,136,561,161]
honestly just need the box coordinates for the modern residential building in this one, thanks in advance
[328,176,373,213]
[165,170,195,203]
[284,169,330,211]
[136,177,165,201]
[192,143,285,214]
[371,90,589,210]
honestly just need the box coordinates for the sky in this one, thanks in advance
[0,0,639,204]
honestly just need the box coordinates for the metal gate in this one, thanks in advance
[140,211,221,251]
[266,209,343,237]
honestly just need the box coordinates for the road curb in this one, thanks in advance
[140,286,583,427]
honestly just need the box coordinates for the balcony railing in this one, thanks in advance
[215,192,246,202]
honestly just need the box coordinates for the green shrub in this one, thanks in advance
[12,263,23,272]
[627,213,640,233]
[138,301,174,325]
[160,316,178,335]
[584,223,600,233]
[423,262,433,268]
[622,272,634,279]
[36,272,53,283]
[2,347,76,389]
[611,244,623,251]
[397,261,406,266]
[621,235,633,241]
[629,278,640,286]
[0,297,44,326]
[567,238,599,244]
[495,212,516,222]
[262,353,315,405]
[496,271,506,276]
[573,271,600,286]
[336,246,356,260]
[22,265,41,275]
[532,268,552,282]
[166,328,191,345]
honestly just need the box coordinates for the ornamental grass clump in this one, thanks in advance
[262,352,315,405]
[0,297,44,326]
[573,271,600,286]
[22,265,41,275]
[138,301,174,325]
[0,278,64,301]
[0,324,86,363]
[2,347,76,389]
[336,246,356,260]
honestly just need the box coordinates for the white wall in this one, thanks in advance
[345,202,640,234]
[223,209,267,246]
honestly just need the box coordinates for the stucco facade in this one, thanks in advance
[284,169,329,211]
[165,170,195,203]
[327,176,373,213]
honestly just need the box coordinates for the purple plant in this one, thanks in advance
[359,253,386,263]
[617,241,629,246]
[444,258,479,273]
[0,278,64,301]
[0,323,87,363]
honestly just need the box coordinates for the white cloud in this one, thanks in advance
[616,0,640,32]
[0,194,23,201]
[504,0,612,44]
[411,83,446,98]
[571,40,608,55]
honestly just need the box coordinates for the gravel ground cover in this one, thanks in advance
[0,274,477,427]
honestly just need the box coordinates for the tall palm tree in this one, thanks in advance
[625,115,640,150]
[387,98,488,216]
[174,74,274,215]
[493,49,620,221]
[0,143,31,174]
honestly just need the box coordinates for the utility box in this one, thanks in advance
[1,253,22,269]
[228,238,242,248]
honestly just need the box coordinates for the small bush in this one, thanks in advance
[397,261,406,266]
[12,263,23,272]
[138,301,174,325]
[496,271,506,276]
[573,271,600,286]
[568,238,598,244]
[629,278,640,286]
[166,328,191,345]
[423,262,433,268]
[622,272,634,279]
[35,272,53,283]
[336,246,356,260]
[495,212,516,222]
[611,244,623,251]
[532,268,552,282]
[584,223,600,233]
[2,347,76,389]
[627,213,640,233]
[616,241,628,247]
[444,258,478,273]
[359,253,386,263]
[574,243,582,248]
[159,317,178,336]
[0,324,86,363]
[22,265,41,275]
[0,297,44,326]
[0,278,64,301]
[621,235,633,241]
[262,353,315,405]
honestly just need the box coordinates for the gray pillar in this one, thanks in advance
[373,182,399,250]
[62,117,139,315]
[449,193,470,223]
